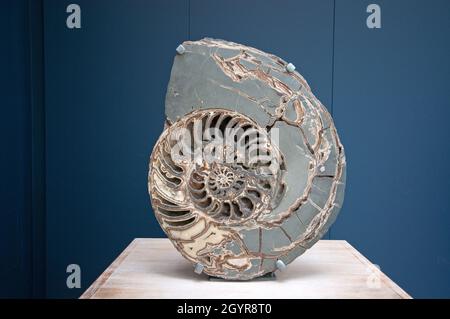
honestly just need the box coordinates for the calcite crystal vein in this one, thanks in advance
[148,38,346,280]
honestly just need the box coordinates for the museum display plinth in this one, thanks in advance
[80,238,410,299]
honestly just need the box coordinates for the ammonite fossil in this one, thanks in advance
[148,38,346,280]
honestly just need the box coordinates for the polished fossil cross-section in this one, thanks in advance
[148,38,346,280]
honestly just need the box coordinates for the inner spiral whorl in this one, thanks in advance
[153,109,286,224]
[211,166,234,188]
[188,163,258,222]
[208,165,243,196]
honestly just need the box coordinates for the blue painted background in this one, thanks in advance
[0,0,32,298]
[1,0,449,298]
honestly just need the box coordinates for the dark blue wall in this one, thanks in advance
[1,0,449,298]
[0,0,32,298]
[332,0,450,299]
[43,0,186,298]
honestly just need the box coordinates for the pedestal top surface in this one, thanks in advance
[81,238,411,299]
